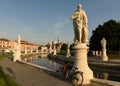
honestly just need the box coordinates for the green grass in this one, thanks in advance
[89,54,120,59]
[0,67,22,86]
[0,52,22,86]
[108,54,120,59]
[0,52,13,60]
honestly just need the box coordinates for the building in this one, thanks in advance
[0,38,39,53]
[0,38,11,50]
[20,40,39,53]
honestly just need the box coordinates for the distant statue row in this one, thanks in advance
[49,41,71,57]
[49,41,57,55]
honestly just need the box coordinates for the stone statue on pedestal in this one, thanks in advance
[13,35,21,62]
[49,41,53,54]
[53,41,57,55]
[70,4,93,85]
[101,38,108,61]
[101,38,106,49]
[70,4,88,44]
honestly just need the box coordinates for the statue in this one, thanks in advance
[53,41,57,55]
[13,35,21,62]
[49,41,53,54]
[70,4,93,85]
[18,35,21,45]
[101,38,106,49]
[101,38,108,61]
[66,43,71,57]
[70,4,88,44]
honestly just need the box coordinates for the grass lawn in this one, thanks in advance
[0,52,13,60]
[108,54,120,59]
[0,52,22,86]
[0,67,22,86]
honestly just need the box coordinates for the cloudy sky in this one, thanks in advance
[0,0,120,44]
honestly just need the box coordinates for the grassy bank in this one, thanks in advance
[0,52,13,60]
[0,52,22,86]
[88,54,120,59]
[0,67,22,86]
[108,54,120,59]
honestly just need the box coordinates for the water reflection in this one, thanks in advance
[93,71,120,82]
[23,55,120,82]
[94,72,109,80]
[31,56,62,71]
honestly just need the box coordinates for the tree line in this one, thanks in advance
[89,19,120,53]
[61,19,120,54]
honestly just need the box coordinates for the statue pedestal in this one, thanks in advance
[73,43,93,84]
[13,51,21,62]
[101,49,108,61]
[53,49,56,55]
[49,48,52,54]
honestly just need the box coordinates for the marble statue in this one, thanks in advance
[101,38,108,61]
[66,43,71,57]
[49,41,53,54]
[18,35,21,44]
[101,38,106,49]
[70,4,88,44]
[53,41,57,55]
[13,35,21,62]
[70,4,93,85]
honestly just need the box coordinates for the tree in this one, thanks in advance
[61,43,67,51]
[89,19,120,52]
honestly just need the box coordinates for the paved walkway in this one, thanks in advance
[0,58,72,86]
[0,57,118,86]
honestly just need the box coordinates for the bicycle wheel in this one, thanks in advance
[72,72,83,86]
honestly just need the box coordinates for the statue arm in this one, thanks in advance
[70,11,78,20]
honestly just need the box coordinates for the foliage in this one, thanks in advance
[89,19,120,52]
[70,43,74,51]
[58,50,66,55]
[59,43,75,56]
[61,43,67,51]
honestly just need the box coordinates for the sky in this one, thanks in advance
[0,0,120,45]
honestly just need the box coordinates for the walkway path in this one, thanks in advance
[0,58,72,86]
[0,57,118,86]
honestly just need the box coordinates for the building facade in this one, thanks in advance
[0,38,39,53]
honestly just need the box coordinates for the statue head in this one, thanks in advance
[77,4,82,10]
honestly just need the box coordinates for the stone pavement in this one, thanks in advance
[0,57,118,86]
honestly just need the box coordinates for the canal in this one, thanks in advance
[28,55,120,82]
